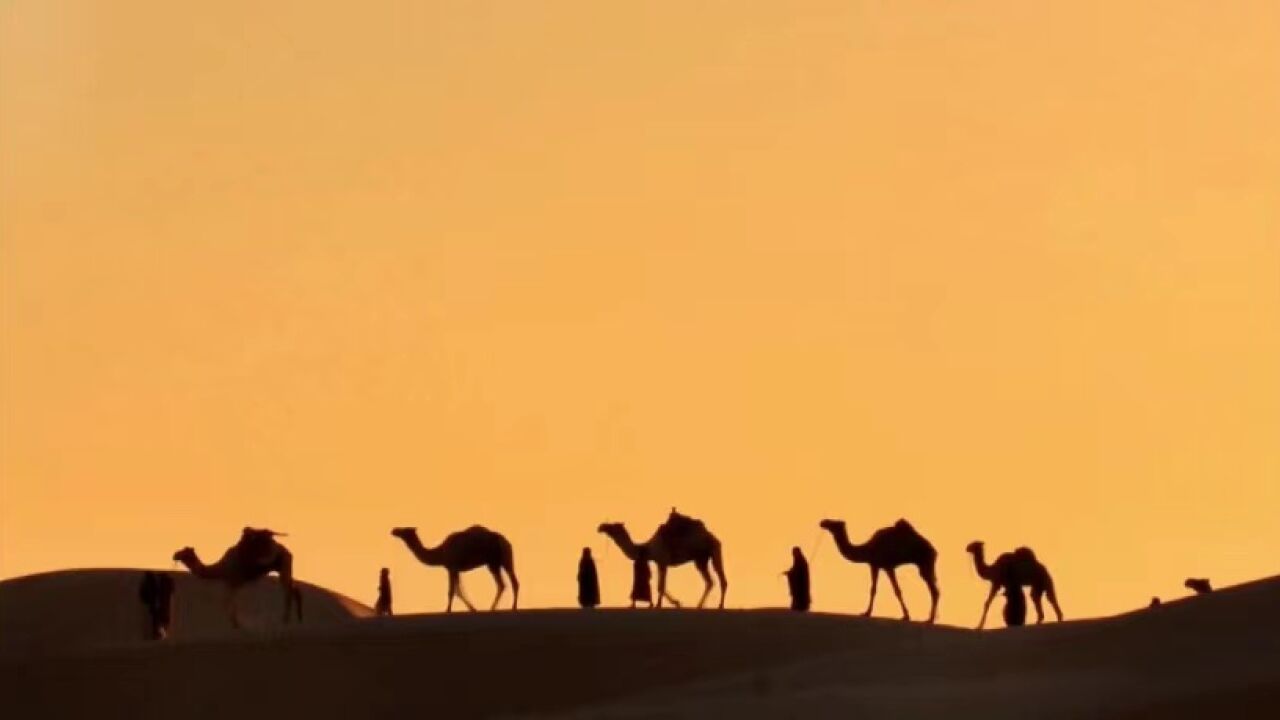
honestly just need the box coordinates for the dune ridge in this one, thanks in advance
[0,568,371,657]
[2,569,1278,718]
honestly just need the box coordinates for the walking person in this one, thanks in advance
[578,548,600,609]
[1002,582,1027,627]
[784,546,811,612]
[630,546,653,609]
[138,571,176,639]
[375,568,393,616]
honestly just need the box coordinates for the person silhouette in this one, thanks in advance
[630,546,653,609]
[784,546,811,612]
[375,568,393,616]
[138,571,175,639]
[1002,581,1027,628]
[577,548,601,609]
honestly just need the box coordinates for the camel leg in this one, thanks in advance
[277,553,297,624]
[977,584,998,629]
[694,559,713,609]
[488,564,506,611]
[712,550,728,610]
[864,567,880,617]
[658,566,682,609]
[1044,577,1063,622]
[446,572,458,612]
[281,579,296,624]
[1031,586,1046,624]
[886,568,910,621]
[225,587,241,630]
[918,563,940,624]
[455,575,477,612]
[506,561,520,610]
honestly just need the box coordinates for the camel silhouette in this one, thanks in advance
[818,518,940,623]
[391,526,519,612]
[1185,578,1213,595]
[965,540,1063,628]
[172,527,302,628]
[597,508,728,609]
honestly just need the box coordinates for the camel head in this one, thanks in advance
[390,527,419,542]
[965,540,985,555]
[597,522,625,535]
[172,547,197,564]
[818,519,845,534]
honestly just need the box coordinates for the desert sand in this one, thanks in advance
[2,569,1278,719]
[0,569,372,657]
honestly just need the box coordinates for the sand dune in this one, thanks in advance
[0,569,371,657]
[2,570,1278,718]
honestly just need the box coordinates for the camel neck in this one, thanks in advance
[604,529,641,561]
[970,549,992,579]
[828,528,868,562]
[180,554,222,580]
[401,536,445,566]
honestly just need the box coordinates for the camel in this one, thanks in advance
[965,540,1063,628]
[172,527,302,628]
[597,508,728,609]
[1185,578,1212,594]
[819,519,940,622]
[390,526,519,612]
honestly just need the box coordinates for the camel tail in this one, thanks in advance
[921,552,938,579]
[920,537,939,568]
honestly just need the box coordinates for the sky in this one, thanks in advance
[2,1,1278,624]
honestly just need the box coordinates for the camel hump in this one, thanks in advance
[457,525,502,543]
[464,525,509,545]
[659,510,706,543]
[238,527,281,550]
[232,527,284,568]
[1013,546,1038,563]
[890,519,935,555]
[893,519,927,542]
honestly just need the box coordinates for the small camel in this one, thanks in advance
[597,508,728,609]
[172,527,303,628]
[391,526,519,612]
[1185,578,1212,595]
[818,518,940,623]
[965,541,1063,629]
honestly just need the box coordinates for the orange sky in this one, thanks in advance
[2,1,1278,623]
